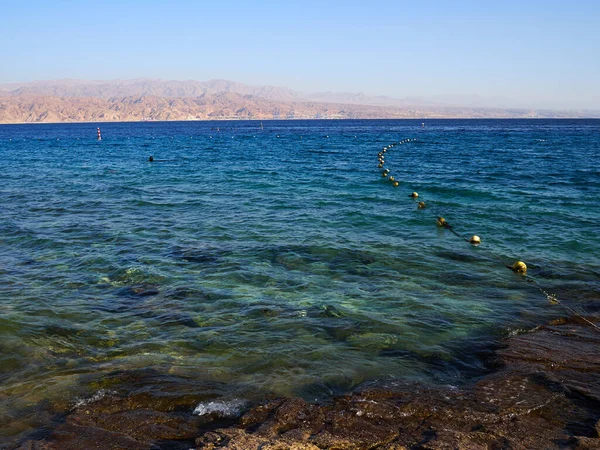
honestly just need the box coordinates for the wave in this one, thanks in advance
[193,399,247,417]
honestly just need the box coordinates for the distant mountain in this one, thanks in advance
[0,79,598,123]
[0,92,427,122]
[0,79,439,108]
[0,78,303,102]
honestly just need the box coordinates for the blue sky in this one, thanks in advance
[1,0,599,109]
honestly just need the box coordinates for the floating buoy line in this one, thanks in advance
[376,138,600,332]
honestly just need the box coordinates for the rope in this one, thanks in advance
[525,275,600,331]
[376,138,599,332]
[438,219,470,242]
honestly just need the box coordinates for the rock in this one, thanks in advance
[498,316,600,403]
[570,436,600,449]
[18,316,600,450]
[194,316,600,449]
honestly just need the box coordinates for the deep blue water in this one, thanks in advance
[1,119,599,440]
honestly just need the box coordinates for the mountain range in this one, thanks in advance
[1,79,598,123]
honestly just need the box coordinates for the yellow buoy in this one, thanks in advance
[382,172,388,178]
[418,201,426,209]
[389,176,395,182]
[437,217,447,227]
[470,235,481,245]
[512,261,527,275]
[378,163,383,168]
[393,181,399,187]
[409,192,418,198]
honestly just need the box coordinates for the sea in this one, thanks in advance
[1,119,599,443]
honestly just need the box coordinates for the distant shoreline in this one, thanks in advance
[2,116,600,126]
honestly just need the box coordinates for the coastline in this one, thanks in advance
[2,116,600,126]
[2,119,599,449]
[14,314,600,450]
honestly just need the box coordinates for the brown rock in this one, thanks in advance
[571,436,600,449]
[28,422,158,450]
[18,316,600,450]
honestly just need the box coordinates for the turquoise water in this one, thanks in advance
[1,119,599,440]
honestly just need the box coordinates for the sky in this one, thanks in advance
[1,0,599,110]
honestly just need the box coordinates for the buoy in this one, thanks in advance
[437,217,448,227]
[97,128,102,141]
[378,163,383,168]
[512,261,527,275]
[389,176,395,181]
[409,192,419,198]
[418,201,426,209]
[393,181,399,187]
[470,235,481,245]
[382,172,388,178]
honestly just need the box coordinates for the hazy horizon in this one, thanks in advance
[3,77,600,113]
[2,1,599,110]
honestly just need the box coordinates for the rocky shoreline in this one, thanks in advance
[15,315,600,450]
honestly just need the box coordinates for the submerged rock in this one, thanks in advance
[195,315,600,449]
[16,316,600,449]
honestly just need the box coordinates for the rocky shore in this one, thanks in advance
[15,316,600,450]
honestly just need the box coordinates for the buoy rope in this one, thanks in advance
[438,220,470,242]
[525,275,600,331]
[376,138,599,332]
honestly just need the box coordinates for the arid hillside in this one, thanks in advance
[1,79,597,123]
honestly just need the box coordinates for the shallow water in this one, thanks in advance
[1,119,599,442]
